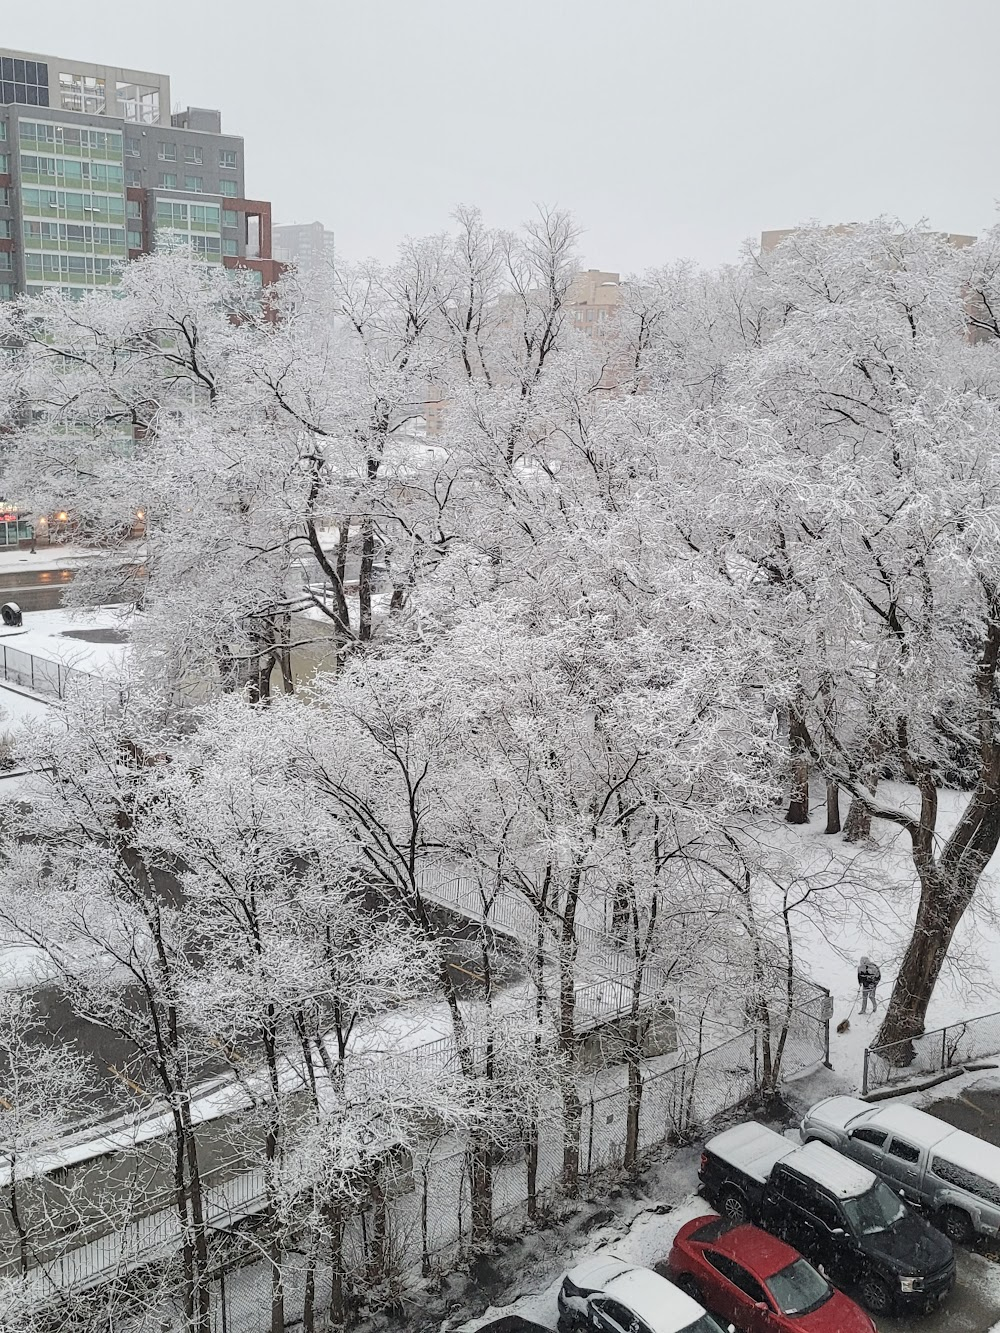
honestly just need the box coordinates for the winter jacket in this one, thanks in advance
[858,962,881,989]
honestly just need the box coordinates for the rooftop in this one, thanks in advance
[786,1141,875,1199]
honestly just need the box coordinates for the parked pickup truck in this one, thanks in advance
[699,1121,955,1317]
[802,1095,1000,1244]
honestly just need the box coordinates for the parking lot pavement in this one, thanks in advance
[878,1249,1000,1332]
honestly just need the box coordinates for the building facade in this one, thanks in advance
[272,220,335,270]
[0,46,281,301]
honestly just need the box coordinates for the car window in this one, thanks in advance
[704,1252,768,1304]
[850,1127,888,1148]
[774,1171,815,1210]
[766,1259,833,1316]
[841,1180,907,1235]
[887,1137,920,1163]
[932,1157,1000,1206]
[593,1298,646,1333]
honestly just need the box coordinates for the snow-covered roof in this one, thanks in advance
[868,1103,955,1149]
[563,1254,634,1290]
[785,1141,876,1199]
[928,1128,1000,1188]
[806,1094,870,1133]
[604,1267,706,1332]
[705,1121,797,1184]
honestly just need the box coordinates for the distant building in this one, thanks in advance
[566,268,620,337]
[273,220,335,269]
[761,225,976,253]
[0,45,281,301]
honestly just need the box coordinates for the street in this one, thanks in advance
[0,568,76,613]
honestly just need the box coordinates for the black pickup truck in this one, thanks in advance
[699,1121,955,1317]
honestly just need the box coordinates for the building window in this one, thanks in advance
[127,228,142,249]
[126,137,141,157]
[222,209,237,228]
[0,123,6,141]
[159,173,177,189]
[0,57,49,108]
[59,72,106,115]
[126,169,142,187]
[0,252,11,271]
[219,180,237,198]
[0,188,9,207]
[0,154,7,173]
[223,237,238,256]
[116,81,160,124]
[157,142,176,162]
[0,284,13,301]
[183,175,203,193]
[219,149,237,170]
[184,145,203,165]
[0,220,10,239]
[126,199,142,219]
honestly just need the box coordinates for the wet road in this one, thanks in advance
[0,568,76,613]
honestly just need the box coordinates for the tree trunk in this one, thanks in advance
[359,517,375,642]
[785,700,811,824]
[843,793,873,842]
[824,781,841,834]
[559,866,583,1193]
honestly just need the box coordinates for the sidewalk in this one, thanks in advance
[0,542,145,575]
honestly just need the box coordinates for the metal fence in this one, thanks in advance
[0,640,110,707]
[863,1007,1000,1094]
[207,984,830,1332]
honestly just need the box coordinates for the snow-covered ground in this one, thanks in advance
[749,783,1000,1091]
[0,603,131,680]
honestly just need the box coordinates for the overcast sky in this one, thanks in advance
[5,0,999,274]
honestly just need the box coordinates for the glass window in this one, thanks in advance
[219,149,237,170]
[842,1181,907,1236]
[219,179,237,198]
[0,220,10,239]
[0,252,11,271]
[0,284,14,301]
[157,142,176,162]
[126,199,141,218]
[932,1158,1000,1206]
[183,175,203,193]
[126,137,141,156]
[127,229,142,249]
[0,123,6,141]
[887,1138,920,1164]
[766,1260,832,1318]
[159,173,177,189]
[222,209,237,228]
[184,145,203,165]
[0,153,7,173]
[0,188,11,207]
[223,237,238,256]
[850,1128,888,1148]
[126,169,142,187]
[704,1254,769,1305]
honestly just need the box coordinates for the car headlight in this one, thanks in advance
[899,1276,924,1293]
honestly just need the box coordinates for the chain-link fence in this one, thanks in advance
[863,1007,1000,1094]
[208,984,830,1332]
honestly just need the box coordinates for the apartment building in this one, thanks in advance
[273,219,335,270]
[0,46,281,301]
[566,268,621,336]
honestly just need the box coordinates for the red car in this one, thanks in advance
[662,1215,876,1333]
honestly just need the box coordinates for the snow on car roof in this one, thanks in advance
[786,1141,876,1199]
[810,1094,870,1130]
[868,1103,957,1149]
[928,1127,1000,1187]
[706,1121,798,1184]
[564,1254,635,1291]
[605,1266,706,1332]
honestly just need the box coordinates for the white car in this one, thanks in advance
[557,1255,734,1333]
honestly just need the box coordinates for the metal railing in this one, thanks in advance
[863,1007,1000,1094]
[0,641,109,706]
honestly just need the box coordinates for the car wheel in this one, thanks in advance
[858,1274,893,1315]
[718,1186,750,1226]
[940,1205,974,1245]
[675,1274,703,1304]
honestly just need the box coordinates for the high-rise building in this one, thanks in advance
[0,46,281,301]
[566,268,620,337]
[272,220,335,270]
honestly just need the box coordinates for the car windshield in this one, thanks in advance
[680,1316,730,1333]
[841,1179,907,1235]
[766,1258,833,1316]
